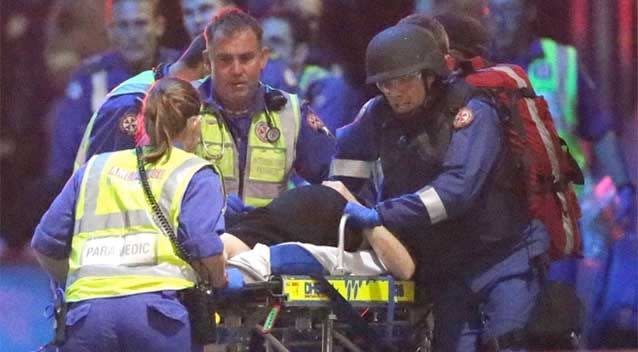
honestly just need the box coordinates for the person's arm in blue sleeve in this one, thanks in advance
[292,104,336,184]
[31,166,86,281]
[48,73,93,180]
[375,99,503,235]
[577,66,635,223]
[87,94,144,159]
[329,98,380,201]
[178,167,225,259]
[178,166,228,288]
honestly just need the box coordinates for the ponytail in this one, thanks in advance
[141,78,201,163]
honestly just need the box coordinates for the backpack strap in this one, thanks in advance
[443,77,495,119]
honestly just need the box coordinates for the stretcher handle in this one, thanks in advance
[335,214,350,275]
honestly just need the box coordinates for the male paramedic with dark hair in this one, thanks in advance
[330,24,550,351]
[197,8,335,220]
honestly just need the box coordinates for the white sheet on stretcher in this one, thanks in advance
[227,243,389,282]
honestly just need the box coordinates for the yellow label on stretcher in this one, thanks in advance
[281,276,414,304]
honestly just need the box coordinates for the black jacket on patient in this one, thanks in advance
[227,185,363,252]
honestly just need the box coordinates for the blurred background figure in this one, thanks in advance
[261,8,358,133]
[414,0,489,20]
[486,0,636,348]
[1,0,53,264]
[44,0,110,96]
[0,0,636,350]
[262,8,330,96]
[47,0,178,182]
[1,0,180,269]
[180,0,229,40]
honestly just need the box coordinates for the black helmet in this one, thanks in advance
[366,24,447,84]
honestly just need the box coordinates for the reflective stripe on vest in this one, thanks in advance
[74,70,155,170]
[497,65,576,255]
[527,38,583,169]
[67,148,210,302]
[198,91,301,207]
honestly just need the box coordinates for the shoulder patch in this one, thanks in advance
[306,110,326,132]
[453,107,475,129]
[119,113,138,136]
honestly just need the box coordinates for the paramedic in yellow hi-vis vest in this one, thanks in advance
[31,78,226,352]
[197,8,336,226]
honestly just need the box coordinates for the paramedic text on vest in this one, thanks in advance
[31,78,226,352]
[199,8,335,213]
[331,24,550,352]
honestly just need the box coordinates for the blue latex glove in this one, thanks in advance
[344,201,382,230]
[225,194,255,214]
[616,184,636,230]
[218,267,245,296]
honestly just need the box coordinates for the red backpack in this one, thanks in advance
[464,63,583,260]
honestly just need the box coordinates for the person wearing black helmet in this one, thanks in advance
[329,23,550,351]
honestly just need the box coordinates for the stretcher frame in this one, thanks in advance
[211,216,425,352]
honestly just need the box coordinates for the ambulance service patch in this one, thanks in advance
[119,113,138,136]
[306,111,327,132]
[255,121,270,143]
[453,107,474,129]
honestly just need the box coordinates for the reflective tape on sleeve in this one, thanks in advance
[416,186,448,224]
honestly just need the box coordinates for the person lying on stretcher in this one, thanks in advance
[219,182,415,282]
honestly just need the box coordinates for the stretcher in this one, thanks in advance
[210,216,431,352]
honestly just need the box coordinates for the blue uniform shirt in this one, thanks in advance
[32,156,225,260]
[198,77,335,184]
[305,76,367,134]
[82,59,299,165]
[334,98,502,232]
[262,57,299,94]
[48,49,180,180]
[87,93,145,159]
[502,38,613,141]
[373,99,503,232]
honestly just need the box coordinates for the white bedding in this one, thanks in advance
[227,243,389,282]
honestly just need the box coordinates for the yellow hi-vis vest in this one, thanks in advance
[527,38,583,169]
[66,147,212,302]
[197,90,301,207]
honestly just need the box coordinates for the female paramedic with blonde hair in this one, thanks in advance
[31,77,227,352]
